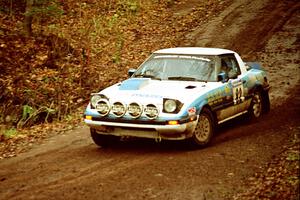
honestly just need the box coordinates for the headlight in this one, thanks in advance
[95,99,110,116]
[111,102,126,117]
[91,95,102,108]
[164,99,177,113]
[163,98,183,113]
[144,104,159,119]
[128,102,143,118]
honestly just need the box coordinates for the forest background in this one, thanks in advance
[1,0,222,137]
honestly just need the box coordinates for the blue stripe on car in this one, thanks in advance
[119,78,149,90]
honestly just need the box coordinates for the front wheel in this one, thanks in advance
[188,108,215,148]
[90,128,119,147]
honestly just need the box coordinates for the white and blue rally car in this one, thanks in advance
[84,47,270,148]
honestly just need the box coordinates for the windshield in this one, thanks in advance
[133,54,217,82]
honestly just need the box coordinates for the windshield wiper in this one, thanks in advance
[168,76,197,81]
[134,74,161,80]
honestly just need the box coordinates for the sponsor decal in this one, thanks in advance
[188,107,196,115]
[207,89,224,106]
[154,55,211,62]
[131,93,163,99]
[225,85,231,94]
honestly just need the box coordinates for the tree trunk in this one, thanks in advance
[24,0,34,37]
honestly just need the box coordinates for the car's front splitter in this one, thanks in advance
[84,119,198,140]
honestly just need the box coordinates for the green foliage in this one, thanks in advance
[25,0,63,25]
[116,0,140,15]
[3,128,18,139]
[43,105,55,122]
[112,33,124,64]
[18,104,35,128]
[126,0,139,13]
[91,16,105,37]
[287,176,299,185]
[22,105,35,120]
[286,152,300,161]
[17,104,56,128]
[108,14,119,29]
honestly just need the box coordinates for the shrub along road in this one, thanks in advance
[0,0,299,199]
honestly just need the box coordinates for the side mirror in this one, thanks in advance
[128,69,136,77]
[217,72,228,83]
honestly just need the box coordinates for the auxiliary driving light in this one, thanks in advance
[111,102,126,117]
[144,104,159,119]
[128,102,143,118]
[95,100,110,116]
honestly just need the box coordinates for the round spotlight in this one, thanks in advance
[111,102,126,117]
[144,104,159,119]
[128,102,142,118]
[95,99,110,116]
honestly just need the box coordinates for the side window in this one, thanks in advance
[220,55,241,79]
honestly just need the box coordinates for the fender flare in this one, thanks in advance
[198,103,217,127]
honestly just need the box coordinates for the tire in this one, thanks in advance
[188,108,215,148]
[90,128,119,147]
[261,90,270,113]
[248,91,263,119]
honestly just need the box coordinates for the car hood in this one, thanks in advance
[100,78,221,105]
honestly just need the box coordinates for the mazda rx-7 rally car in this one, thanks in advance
[84,47,270,148]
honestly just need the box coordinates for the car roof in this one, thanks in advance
[154,47,236,56]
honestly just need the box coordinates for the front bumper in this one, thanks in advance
[84,119,198,140]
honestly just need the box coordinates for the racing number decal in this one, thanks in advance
[232,80,244,104]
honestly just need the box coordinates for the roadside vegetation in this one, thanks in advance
[0,0,298,199]
[0,0,227,138]
[0,0,230,156]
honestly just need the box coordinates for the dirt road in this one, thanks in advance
[0,0,299,199]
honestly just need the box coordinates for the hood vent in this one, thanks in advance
[185,85,196,89]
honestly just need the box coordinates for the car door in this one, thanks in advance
[215,54,246,122]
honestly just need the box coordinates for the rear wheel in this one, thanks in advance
[262,90,270,113]
[90,128,119,147]
[188,108,215,148]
